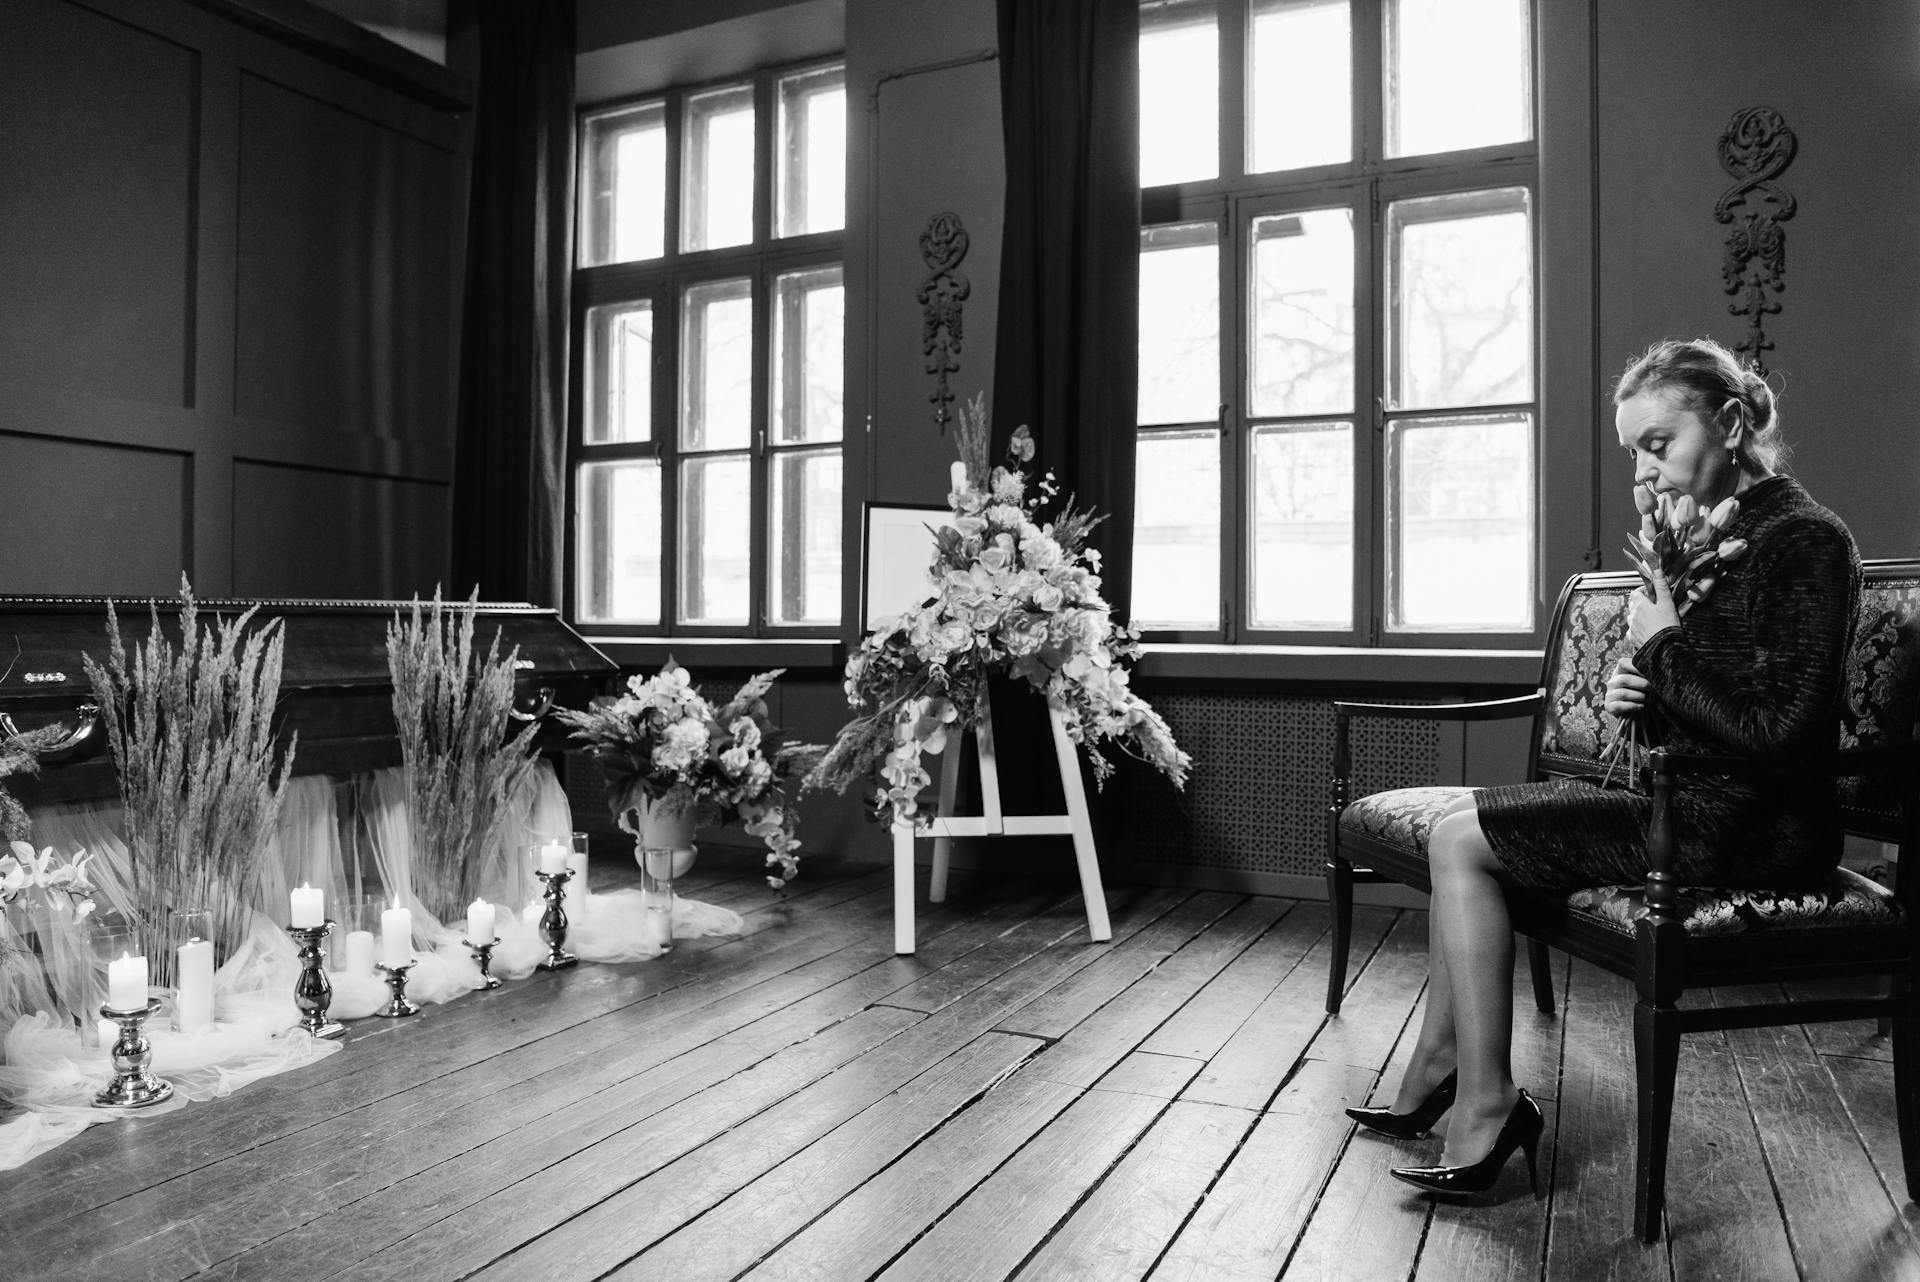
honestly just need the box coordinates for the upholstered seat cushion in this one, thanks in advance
[1338,786,1473,856]
[1564,870,1903,937]
[1339,786,1905,938]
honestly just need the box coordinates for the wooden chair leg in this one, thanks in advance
[1526,937,1556,1015]
[1632,999,1682,1241]
[1891,974,1920,1203]
[1326,857,1354,1014]
[892,822,917,955]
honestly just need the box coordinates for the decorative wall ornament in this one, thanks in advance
[917,211,971,434]
[1714,106,1798,372]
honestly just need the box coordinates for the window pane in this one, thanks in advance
[1140,0,1218,185]
[1131,429,1220,628]
[577,460,660,623]
[1249,207,1354,416]
[1249,0,1350,173]
[773,266,843,444]
[679,454,753,625]
[1250,423,1352,628]
[777,66,846,236]
[770,446,841,625]
[1385,0,1532,158]
[682,84,755,252]
[580,102,665,265]
[584,302,651,444]
[1387,412,1534,631]
[1139,223,1219,426]
[1387,188,1533,409]
[681,278,754,451]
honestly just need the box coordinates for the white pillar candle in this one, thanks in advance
[344,930,376,977]
[466,899,496,945]
[537,839,568,877]
[290,883,325,928]
[566,838,590,897]
[176,937,215,1034]
[107,953,147,1011]
[380,901,412,969]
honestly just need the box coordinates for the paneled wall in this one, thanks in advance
[0,0,467,600]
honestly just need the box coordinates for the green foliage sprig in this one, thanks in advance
[83,580,296,959]
[0,722,69,845]
[387,591,542,921]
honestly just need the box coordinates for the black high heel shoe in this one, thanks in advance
[1344,1070,1457,1139]
[1390,1090,1544,1197]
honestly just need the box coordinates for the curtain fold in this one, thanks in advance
[992,0,1141,622]
[990,0,1141,855]
[450,0,576,607]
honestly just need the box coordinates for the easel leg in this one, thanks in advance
[893,822,917,955]
[1049,708,1112,942]
[929,737,962,905]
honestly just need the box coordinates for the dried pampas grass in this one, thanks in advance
[84,579,296,966]
[387,591,541,922]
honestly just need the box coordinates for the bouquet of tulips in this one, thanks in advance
[1602,486,1748,782]
[1622,487,1748,616]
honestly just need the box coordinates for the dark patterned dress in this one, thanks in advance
[1475,475,1862,891]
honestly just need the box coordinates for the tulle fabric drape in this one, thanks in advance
[0,759,743,1170]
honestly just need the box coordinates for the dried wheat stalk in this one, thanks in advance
[84,582,296,964]
[387,592,541,921]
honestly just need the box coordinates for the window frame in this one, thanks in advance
[568,58,847,642]
[1138,0,1540,649]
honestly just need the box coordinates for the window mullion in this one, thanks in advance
[748,269,770,636]
[659,278,681,631]
[1219,0,1248,183]
[1221,199,1244,644]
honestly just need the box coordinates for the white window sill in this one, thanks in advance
[1138,644,1542,686]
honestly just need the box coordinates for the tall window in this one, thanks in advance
[1134,0,1536,644]
[573,62,847,634]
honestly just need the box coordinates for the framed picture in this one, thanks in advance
[861,502,953,632]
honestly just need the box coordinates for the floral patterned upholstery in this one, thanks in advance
[1537,584,1635,769]
[1338,786,1473,855]
[1340,785,1906,939]
[1563,869,1903,938]
[1837,577,1920,828]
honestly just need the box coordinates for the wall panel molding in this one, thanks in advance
[0,0,470,598]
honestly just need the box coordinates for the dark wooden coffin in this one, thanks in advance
[0,597,620,806]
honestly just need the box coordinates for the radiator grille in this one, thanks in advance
[1128,691,1441,878]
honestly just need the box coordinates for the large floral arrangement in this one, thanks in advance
[555,664,825,887]
[810,394,1191,827]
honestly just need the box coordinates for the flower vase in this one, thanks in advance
[629,788,698,953]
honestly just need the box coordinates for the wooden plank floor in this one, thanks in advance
[4,849,1917,1281]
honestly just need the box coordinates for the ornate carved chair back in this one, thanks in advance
[1533,573,1639,781]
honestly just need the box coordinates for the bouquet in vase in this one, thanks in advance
[555,664,825,887]
[1602,485,1748,781]
[809,393,1191,828]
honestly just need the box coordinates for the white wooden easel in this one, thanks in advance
[891,687,1112,954]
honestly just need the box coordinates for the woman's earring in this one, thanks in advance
[1728,448,1740,468]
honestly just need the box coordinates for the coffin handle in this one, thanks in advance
[0,703,105,765]
[510,686,556,723]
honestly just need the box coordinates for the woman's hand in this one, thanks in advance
[1605,656,1652,719]
[1628,569,1682,649]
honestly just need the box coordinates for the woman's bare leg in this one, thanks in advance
[1426,807,1521,1165]
[1387,794,1475,1114]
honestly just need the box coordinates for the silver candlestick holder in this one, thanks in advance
[287,920,346,1038]
[95,999,174,1108]
[464,938,502,990]
[373,959,419,1017]
[534,868,578,971]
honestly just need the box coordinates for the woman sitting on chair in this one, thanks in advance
[1346,336,1862,1195]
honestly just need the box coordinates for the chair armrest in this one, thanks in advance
[1331,691,1545,724]
[1640,740,1920,925]
[1653,739,1920,782]
[1329,690,1546,830]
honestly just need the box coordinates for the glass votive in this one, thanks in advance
[167,910,215,1034]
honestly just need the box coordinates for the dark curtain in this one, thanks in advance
[990,0,1141,851]
[450,0,575,607]
[993,0,1140,621]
